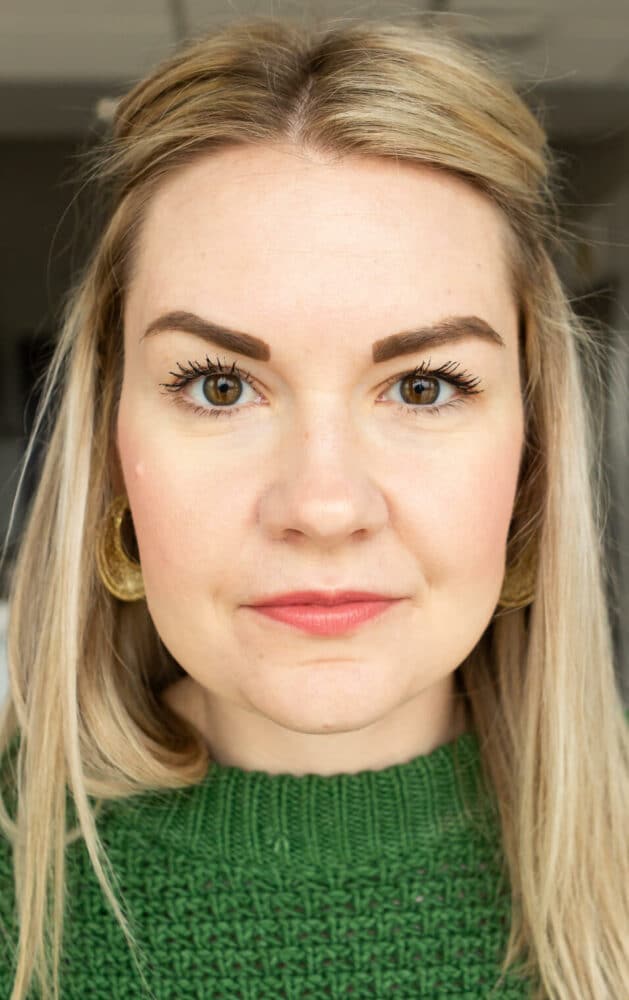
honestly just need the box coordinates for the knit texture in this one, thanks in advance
[0,727,542,999]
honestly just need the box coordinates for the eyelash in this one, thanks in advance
[158,354,484,421]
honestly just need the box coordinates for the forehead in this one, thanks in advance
[126,144,517,345]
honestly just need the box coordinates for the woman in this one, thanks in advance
[0,15,627,1000]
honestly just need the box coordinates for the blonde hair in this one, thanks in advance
[1,15,627,1000]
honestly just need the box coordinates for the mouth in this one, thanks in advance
[244,598,404,636]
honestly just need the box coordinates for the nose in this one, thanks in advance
[257,407,389,546]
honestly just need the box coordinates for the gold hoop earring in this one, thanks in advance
[95,494,145,602]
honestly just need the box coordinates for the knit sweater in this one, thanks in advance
[0,727,541,999]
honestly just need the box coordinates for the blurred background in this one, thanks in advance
[0,1,628,703]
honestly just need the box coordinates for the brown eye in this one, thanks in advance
[202,372,244,406]
[399,374,440,406]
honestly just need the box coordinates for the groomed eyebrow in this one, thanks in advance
[140,310,506,363]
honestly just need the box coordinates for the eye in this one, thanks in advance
[378,360,483,419]
[158,355,484,420]
[380,375,456,408]
[158,357,263,420]
[189,368,258,412]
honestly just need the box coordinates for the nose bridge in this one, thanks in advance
[288,388,363,476]
[259,389,387,541]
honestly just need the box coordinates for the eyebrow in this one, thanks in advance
[140,310,506,363]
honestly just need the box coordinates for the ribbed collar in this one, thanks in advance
[112,728,499,866]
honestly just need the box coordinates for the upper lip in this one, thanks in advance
[246,590,402,607]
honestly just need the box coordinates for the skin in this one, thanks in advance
[115,142,524,777]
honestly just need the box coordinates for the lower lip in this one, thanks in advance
[246,600,400,635]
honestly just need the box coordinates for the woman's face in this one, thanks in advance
[117,143,524,776]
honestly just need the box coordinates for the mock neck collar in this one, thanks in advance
[114,728,500,866]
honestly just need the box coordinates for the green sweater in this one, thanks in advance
[0,728,540,999]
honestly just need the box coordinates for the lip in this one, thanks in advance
[246,589,400,607]
[246,599,402,635]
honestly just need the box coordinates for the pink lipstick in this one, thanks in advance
[246,598,401,635]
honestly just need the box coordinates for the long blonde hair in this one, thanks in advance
[1,15,627,1000]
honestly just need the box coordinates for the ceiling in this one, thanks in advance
[0,0,628,140]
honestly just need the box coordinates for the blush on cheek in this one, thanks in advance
[444,434,522,582]
[117,446,175,573]
[125,469,225,586]
[127,484,188,575]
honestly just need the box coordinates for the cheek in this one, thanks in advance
[399,425,523,588]
[115,412,239,589]
[450,432,522,576]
